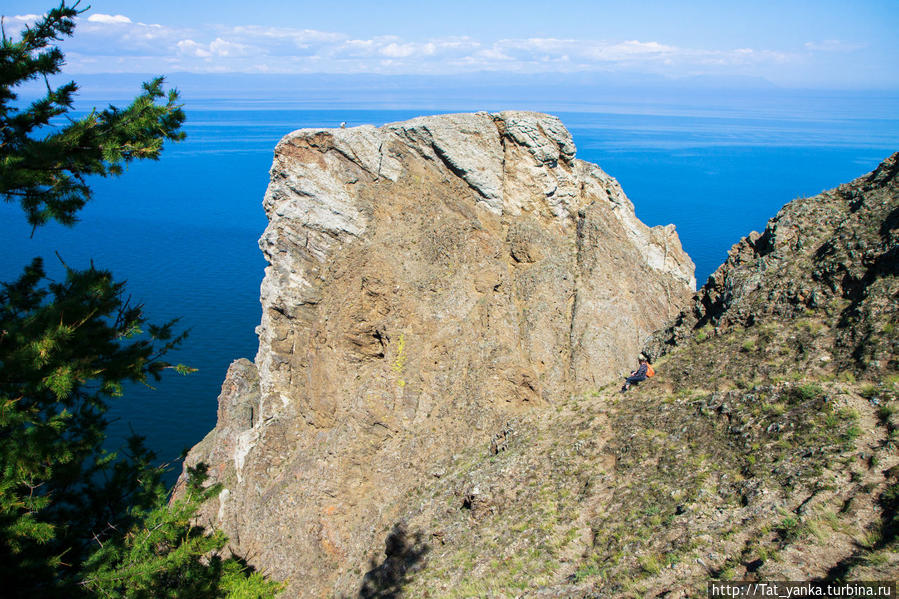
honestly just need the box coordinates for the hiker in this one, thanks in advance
[620,355,652,392]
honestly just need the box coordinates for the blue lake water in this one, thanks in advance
[2,101,897,482]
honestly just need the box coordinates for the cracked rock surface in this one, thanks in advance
[179,111,694,597]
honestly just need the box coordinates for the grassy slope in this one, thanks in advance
[380,356,898,598]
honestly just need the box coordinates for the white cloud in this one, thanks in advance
[209,37,249,57]
[476,48,512,61]
[176,37,249,60]
[609,40,674,56]
[6,13,42,24]
[177,39,211,58]
[805,40,865,52]
[87,14,132,25]
[0,12,803,79]
[380,42,416,58]
[231,25,345,44]
[336,38,379,58]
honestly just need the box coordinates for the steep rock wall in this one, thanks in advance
[182,111,694,596]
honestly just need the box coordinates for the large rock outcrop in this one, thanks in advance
[181,111,694,596]
[342,152,899,597]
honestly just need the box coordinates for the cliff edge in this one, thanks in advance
[180,111,695,596]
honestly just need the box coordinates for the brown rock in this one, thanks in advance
[181,111,694,596]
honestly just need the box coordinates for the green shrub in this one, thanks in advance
[778,516,801,540]
[638,554,662,574]
[573,563,600,582]
[838,371,857,383]
[789,383,823,403]
[859,383,879,399]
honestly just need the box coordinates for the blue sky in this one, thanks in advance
[3,1,898,88]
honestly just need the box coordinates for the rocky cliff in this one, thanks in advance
[339,154,899,597]
[181,112,695,596]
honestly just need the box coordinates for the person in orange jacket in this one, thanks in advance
[620,355,651,392]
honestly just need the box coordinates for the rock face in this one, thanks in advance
[352,152,899,597]
[181,111,694,596]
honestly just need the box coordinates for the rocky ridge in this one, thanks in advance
[180,111,695,596]
[646,151,898,379]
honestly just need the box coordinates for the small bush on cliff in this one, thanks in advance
[0,4,279,597]
[788,382,823,403]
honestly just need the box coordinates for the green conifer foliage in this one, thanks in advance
[1,3,186,227]
[0,3,281,596]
